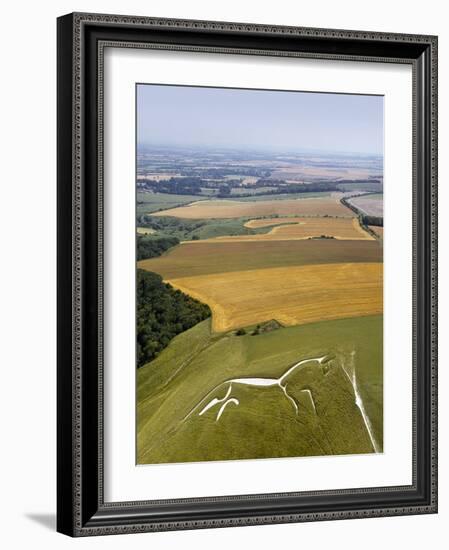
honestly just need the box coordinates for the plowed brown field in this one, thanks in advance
[138,239,382,279]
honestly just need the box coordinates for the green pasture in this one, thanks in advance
[137,314,383,464]
[137,192,206,214]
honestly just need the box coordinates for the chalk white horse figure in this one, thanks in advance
[183,355,329,423]
[183,351,379,453]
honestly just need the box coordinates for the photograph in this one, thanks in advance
[52,8,437,538]
[135,84,384,465]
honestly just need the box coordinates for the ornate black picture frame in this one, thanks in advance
[57,12,438,537]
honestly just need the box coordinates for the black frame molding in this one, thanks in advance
[57,12,438,537]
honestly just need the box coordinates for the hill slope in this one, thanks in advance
[137,314,383,464]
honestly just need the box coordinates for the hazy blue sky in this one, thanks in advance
[137,84,383,155]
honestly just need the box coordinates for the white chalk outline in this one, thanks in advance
[184,356,327,422]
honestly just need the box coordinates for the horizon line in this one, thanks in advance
[137,142,384,158]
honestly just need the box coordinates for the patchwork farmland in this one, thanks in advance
[135,144,384,465]
[138,239,382,279]
[205,217,373,242]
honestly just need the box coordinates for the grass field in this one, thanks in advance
[208,217,373,241]
[136,216,260,242]
[166,262,382,332]
[185,218,256,240]
[153,196,354,219]
[244,217,319,228]
[138,239,382,279]
[137,314,383,464]
[336,182,383,193]
[137,192,206,214]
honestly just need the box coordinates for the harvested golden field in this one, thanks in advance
[153,197,353,219]
[209,217,373,242]
[166,262,383,332]
[369,225,384,239]
[138,239,383,279]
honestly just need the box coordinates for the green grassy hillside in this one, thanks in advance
[137,192,206,215]
[137,314,383,464]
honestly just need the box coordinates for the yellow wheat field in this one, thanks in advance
[153,197,354,219]
[167,262,383,332]
[203,217,373,242]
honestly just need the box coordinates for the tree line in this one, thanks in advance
[137,270,211,368]
[361,215,383,227]
[138,176,351,198]
[136,235,179,261]
[340,196,383,227]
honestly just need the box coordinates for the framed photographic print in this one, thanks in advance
[57,12,438,536]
